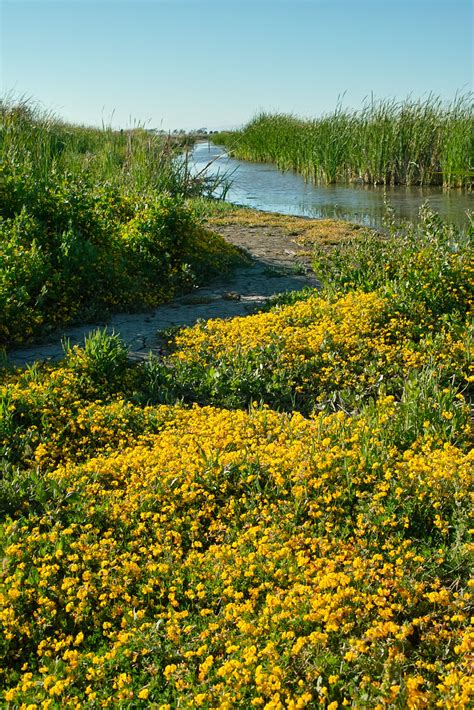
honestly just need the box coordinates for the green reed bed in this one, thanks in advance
[214,94,473,188]
[0,101,243,347]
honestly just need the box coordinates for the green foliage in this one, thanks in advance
[312,202,473,325]
[121,194,194,289]
[0,461,69,521]
[215,94,473,188]
[0,102,244,347]
[0,210,51,342]
[0,204,472,707]
[63,328,130,387]
[361,366,472,453]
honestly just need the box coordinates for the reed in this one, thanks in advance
[0,98,198,195]
[214,94,473,189]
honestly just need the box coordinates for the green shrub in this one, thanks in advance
[0,102,242,347]
[0,210,51,342]
[312,203,473,324]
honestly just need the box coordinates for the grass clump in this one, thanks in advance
[0,101,243,347]
[214,94,474,189]
[1,99,196,194]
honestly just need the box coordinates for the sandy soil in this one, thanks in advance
[7,220,320,367]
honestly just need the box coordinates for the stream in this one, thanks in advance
[191,142,472,229]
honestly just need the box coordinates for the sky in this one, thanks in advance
[1,0,473,131]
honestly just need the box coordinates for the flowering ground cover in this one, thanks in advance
[1,206,473,708]
[169,288,470,414]
[1,398,472,708]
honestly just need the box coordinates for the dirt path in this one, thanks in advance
[7,221,320,367]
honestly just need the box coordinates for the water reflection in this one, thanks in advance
[191,142,472,229]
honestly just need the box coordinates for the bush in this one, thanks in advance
[0,104,243,348]
[0,210,51,342]
[312,203,473,324]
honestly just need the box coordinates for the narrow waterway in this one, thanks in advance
[192,142,472,228]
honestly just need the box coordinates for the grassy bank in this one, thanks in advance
[1,206,473,707]
[0,101,243,347]
[214,94,473,189]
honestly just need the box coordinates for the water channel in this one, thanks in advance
[191,142,472,229]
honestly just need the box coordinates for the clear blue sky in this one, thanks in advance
[1,0,472,130]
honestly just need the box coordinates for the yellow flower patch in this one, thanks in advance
[1,402,472,706]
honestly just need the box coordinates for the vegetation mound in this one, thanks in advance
[2,401,472,707]
[0,102,243,347]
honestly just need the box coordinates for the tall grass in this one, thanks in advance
[0,98,201,195]
[214,94,473,189]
